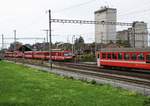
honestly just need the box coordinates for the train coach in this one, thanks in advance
[96,48,150,70]
[5,51,23,58]
[5,50,74,61]
[24,50,74,61]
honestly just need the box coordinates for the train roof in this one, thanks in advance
[97,48,150,52]
[24,50,72,53]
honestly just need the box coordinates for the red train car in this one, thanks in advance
[5,51,23,58]
[5,52,13,57]
[24,51,33,59]
[32,51,48,60]
[5,50,74,61]
[46,50,74,61]
[96,48,150,70]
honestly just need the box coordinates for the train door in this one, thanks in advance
[97,52,100,67]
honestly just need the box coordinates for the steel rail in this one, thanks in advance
[5,58,150,88]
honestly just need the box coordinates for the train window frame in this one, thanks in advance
[124,53,130,60]
[102,53,106,59]
[118,53,122,60]
[64,52,73,56]
[112,53,117,59]
[107,53,111,59]
[138,53,144,61]
[131,53,137,61]
[146,54,150,61]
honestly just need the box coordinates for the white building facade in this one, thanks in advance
[95,7,117,44]
[129,21,148,48]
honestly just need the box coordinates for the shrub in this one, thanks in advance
[90,80,96,85]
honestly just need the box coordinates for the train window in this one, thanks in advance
[146,55,150,61]
[131,53,137,60]
[107,53,111,59]
[112,53,117,59]
[118,53,122,60]
[64,52,73,56]
[124,53,130,60]
[138,53,144,60]
[102,53,106,59]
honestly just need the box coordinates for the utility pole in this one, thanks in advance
[14,30,16,62]
[43,37,46,51]
[1,34,4,50]
[49,10,52,69]
[100,35,103,51]
[42,29,49,51]
[133,28,135,48]
[14,30,16,50]
[1,34,4,60]
[72,35,75,54]
[43,29,49,43]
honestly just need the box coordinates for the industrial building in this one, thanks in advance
[95,7,117,44]
[130,21,148,48]
[116,30,129,41]
[116,21,148,48]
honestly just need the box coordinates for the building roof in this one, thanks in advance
[94,7,116,14]
[18,45,32,51]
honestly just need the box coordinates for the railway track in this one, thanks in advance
[54,62,150,80]
[4,58,150,88]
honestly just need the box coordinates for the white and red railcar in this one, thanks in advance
[96,48,150,70]
[5,50,74,61]
[5,51,23,58]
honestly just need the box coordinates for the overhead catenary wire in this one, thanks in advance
[51,18,132,26]
[3,37,45,40]
[118,8,150,18]
[54,0,97,13]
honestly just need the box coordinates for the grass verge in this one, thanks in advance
[0,61,149,106]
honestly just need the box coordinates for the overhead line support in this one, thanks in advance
[51,19,132,26]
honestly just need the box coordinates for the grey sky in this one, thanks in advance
[0,0,150,47]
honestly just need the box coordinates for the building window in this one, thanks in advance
[118,53,122,60]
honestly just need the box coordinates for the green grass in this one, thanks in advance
[0,61,149,106]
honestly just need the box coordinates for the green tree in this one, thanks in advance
[116,40,130,47]
[74,36,85,54]
[9,41,22,51]
[116,40,122,45]
[122,40,130,47]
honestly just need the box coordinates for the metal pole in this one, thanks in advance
[46,30,48,51]
[72,35,75,54]
[22,45,25,65]
[49,10,52,69]
[1,34,4,60]
[44,38,46,51]
[134,28,135,48]
[2,34,4,50]
[43,29,49,43]
[14,30,16,49]
[46,30,48,43]
[14,30,16,62]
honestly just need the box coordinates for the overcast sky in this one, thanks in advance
[0,0,150,47]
